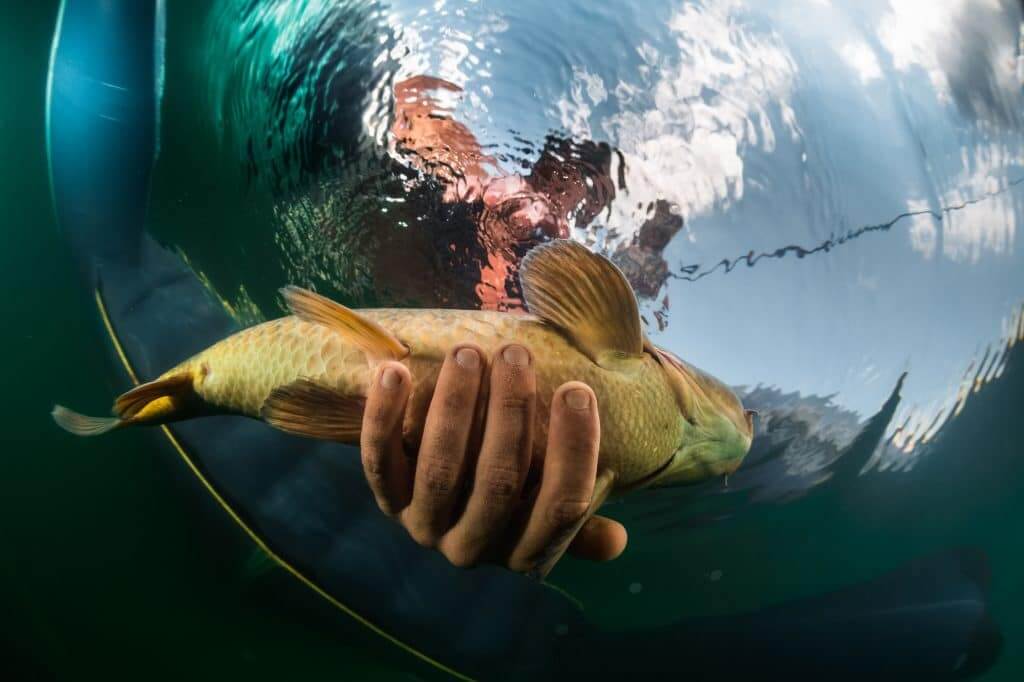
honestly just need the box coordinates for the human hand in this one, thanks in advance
[359,343,627,576]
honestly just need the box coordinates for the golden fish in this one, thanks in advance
[53,240,753,493]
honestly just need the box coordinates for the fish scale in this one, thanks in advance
[53,240,751,494]
[176,309,685,487]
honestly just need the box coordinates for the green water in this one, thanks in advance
[5,2,1024,680]
[1,4,405,679]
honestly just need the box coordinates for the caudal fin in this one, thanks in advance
[53,373,194,438]
[51,405,121,436]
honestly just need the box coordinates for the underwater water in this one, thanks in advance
[4,0,1024,679]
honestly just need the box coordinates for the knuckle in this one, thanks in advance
[442,546,478,569]
[547,498,591,530]
[423,418,463,454]
[361,422,395,457]
[486,477,517,500]
[499,394,533,412]
[373,494,397,517]
[482,466,521,501]
[366,405,393,431]
[361,448,386,476]
[363,425,394,453]
[422,462,457,496]
[561,433,598,459]
[441,388,471,413]
[499,431,528,459]
[405,523,441,549]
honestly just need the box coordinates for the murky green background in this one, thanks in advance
[4,2,1023,680]
[0,4,406,679]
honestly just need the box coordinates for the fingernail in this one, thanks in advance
[455,347,479,369]
[381,366,402,389]
[502,345,530,367]
[564,388,590,410]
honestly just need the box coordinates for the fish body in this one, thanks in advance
[162,309,684,487]
[54,240,753,492]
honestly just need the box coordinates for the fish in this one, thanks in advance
[52,239,753,495]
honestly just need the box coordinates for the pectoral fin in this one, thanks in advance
[281,286,409,363]
[261,379,365,442]
[519,239,644,368]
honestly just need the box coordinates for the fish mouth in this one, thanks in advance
[619,451,678,493]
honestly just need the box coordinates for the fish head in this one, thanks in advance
[644,343,754,487]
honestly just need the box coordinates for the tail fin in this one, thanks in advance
[51,405,121,437]
[53,372,195,437]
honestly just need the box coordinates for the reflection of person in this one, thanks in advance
[389,75,681,318]
[360,343,627,572]
[390,75,618,311]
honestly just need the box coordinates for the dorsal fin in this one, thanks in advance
[281,286,408,363]
[519,239,644,367]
